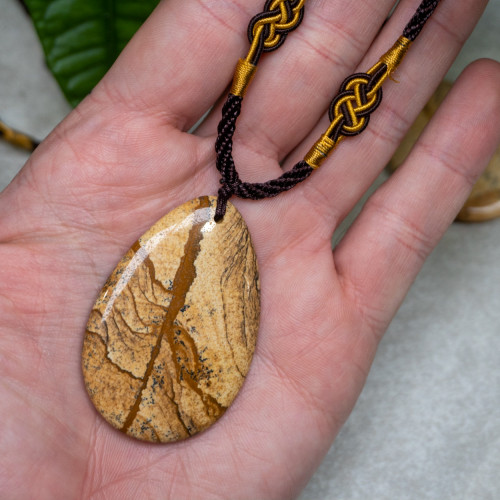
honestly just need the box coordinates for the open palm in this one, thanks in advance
[1,0,499,498]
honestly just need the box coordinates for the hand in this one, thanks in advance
[1,1,499,498]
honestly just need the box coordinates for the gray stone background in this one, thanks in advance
[0,1,499,499]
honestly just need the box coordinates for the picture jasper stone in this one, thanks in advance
[82,196,260,442]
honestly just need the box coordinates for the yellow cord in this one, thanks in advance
[230,59,258,97]
[0,119,37,151]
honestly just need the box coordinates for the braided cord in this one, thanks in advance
[214,0,442,221]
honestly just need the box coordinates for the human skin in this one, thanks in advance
[0,0,499,498]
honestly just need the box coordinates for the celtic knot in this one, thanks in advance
[247,0,305,54]
[328,71,384,142]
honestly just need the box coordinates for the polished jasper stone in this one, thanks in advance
[82,196,260,442]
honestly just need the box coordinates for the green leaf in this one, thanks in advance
[24,0,160,107]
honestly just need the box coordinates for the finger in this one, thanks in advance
[279,0,490,229]
[334,59,500,336]
[195,0,397,178]
[88,0,263,130]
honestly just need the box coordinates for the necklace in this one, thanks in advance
[82,0,441,443]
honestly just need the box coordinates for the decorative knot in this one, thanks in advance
[215,183,237,222]
[327,71,384,142]
[248,0,305,53]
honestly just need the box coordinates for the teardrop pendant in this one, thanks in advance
[82,196,260,442]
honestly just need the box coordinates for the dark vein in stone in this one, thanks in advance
[86,330,142,380]
[221,218,248,377]
[133,240,172,303]
[121,196,212,434]
[171,323,225,418]
[126,285,149,329]
[109,312,138,356]
[242,235,249,348]
[165,375,191,436]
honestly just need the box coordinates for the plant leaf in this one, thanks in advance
[24,0,160,107]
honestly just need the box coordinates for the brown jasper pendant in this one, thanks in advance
[82,196,260,442]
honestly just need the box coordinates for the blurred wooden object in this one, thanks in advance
[388,81,500,222]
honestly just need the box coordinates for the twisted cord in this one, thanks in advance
[403,0,440,41]
[214,0,442,220]
[214,66,387,219]
[215,94,313,221]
